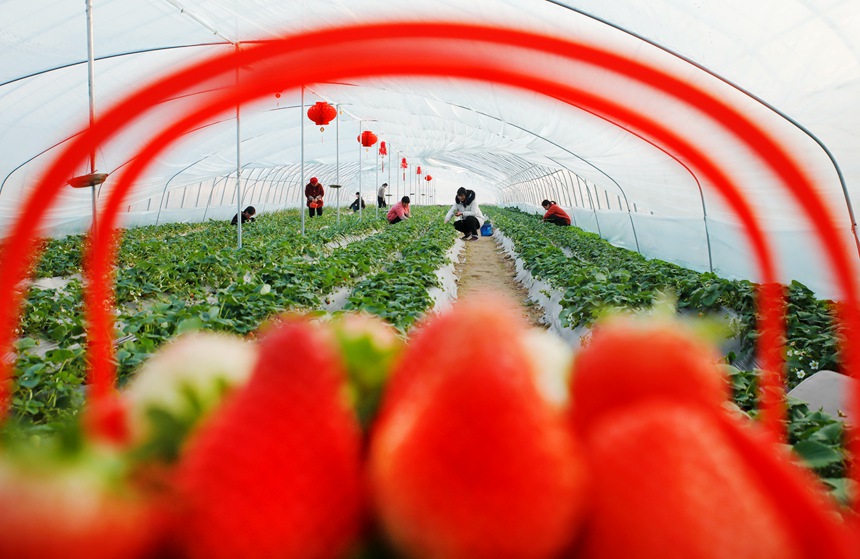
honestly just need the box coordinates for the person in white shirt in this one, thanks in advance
[377,183,388,208]
[444,187,485,241]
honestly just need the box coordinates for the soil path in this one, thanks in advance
[454,235,546,328]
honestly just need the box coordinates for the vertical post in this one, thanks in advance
[336,104,341,225]
[85,0,98,236]
[375,144,379,219]
[358,121,363,219]
[234,43,243,249]
[388,144,392,206]
[300,87,306,235]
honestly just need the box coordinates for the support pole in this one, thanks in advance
[234,43,243,249]
[358,121,363,219]
[301,87,306,235]
[85,0,98,236]
[336,103,341,225]
[375,145,379,219]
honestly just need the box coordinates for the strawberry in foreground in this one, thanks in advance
[569,312,853,558]
[0,426,159,559]
[326,311,405,429]
[170,316,365,559]
[121,331,258,466]
[368,293,589,559]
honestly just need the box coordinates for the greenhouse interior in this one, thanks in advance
[1,1,859,557]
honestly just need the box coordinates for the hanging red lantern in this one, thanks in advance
[379,141,387,156]
[416,166,422,175]
[357,130,378,147]
[425,175,432,182]
[307,101,337,131]
[400,157,408,169]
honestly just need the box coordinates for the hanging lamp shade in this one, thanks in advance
[307,101,336,129]
[379,141,387,156]
[425,175,432,182]
[358,130,378,147]
[67,172,108,188]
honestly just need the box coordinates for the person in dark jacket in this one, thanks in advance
[349,192,366,212]
[541,199,571,226]
[231,206,256,225]
[305,177,325,217]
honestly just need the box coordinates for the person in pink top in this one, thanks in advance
[387,196,411,224]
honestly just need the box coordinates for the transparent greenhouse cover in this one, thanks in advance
[1,0,858,298]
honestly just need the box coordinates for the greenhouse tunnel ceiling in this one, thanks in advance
[1,0,859,298]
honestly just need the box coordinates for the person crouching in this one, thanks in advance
[444,187,485,241]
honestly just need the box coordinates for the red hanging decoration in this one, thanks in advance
[379,141,387,156]
[358,130,378,147]
[416,166,422,175]
[307,101,337,132]
[425,175,432,182]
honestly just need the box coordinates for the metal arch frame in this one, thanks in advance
[276,164,302,207]
[266,165,293,210]
[201,175,229,222]
[4,23,854,257]
[255,165,285,213]
[574,174,603,237]
[156,155,249,225]
[545,0,859,258]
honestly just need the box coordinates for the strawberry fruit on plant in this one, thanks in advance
[568,313,854,559]
[368,293,589,559]
[170,317,365,559]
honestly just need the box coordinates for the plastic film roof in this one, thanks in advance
[1,0,859,297]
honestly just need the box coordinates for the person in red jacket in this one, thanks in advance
[541,199,571,226]
[305,177,325,218]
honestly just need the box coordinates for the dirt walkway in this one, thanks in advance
[454,235,546,328]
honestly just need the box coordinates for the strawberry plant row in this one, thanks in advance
[9,209,430,427]
[486,207,840,388]
[345,207,458,332]
[486,206,849,503]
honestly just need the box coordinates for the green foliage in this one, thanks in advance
[7,208,454,426]
[489,207,851,504]
[487,207,841,387]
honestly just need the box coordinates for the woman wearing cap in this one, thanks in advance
[444,187,485,241]
[305,177,325,218]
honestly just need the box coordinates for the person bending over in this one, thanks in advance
[444,187,485,241]
[541,199,571,226]
[305,177,325,217]
[231,206,256,225]
[387,196,411,224]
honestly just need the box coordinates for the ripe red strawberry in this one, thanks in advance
[571,313,729,435]
[170,317,365,559]
[0,434,159,559]
[569,314,853,558]
[368,293,589,559]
